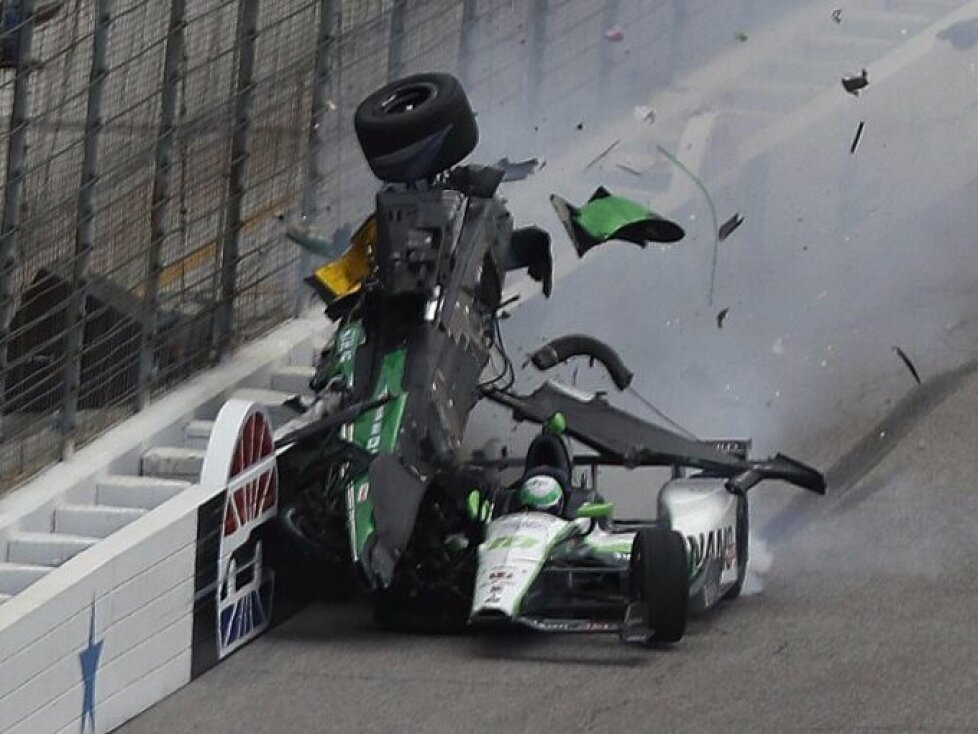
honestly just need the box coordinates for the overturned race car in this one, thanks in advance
[274,72,825,645]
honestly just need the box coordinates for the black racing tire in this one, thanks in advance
[273,502,354,602]
[371,586,470,634]
[630,527,688,644]
[723,493,749,601]
[354,72,478,183]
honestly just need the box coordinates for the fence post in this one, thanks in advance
[527,0,547,118]
[0,0,36,441]
[293,0,335,317]
[214,0,259,359]
[60,0,110,460]
[458,0,477,85]
[136,0,186,411]
[387,0,406,81]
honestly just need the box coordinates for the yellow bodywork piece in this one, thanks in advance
[310,216,376,301]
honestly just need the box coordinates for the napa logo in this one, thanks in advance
[686,525,735,575]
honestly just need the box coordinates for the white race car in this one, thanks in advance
[469,374,825,644]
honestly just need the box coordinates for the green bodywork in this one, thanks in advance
[576,196,663,241]
[350,347,407,558]
[312,321,364,391]
[320,320,409,562]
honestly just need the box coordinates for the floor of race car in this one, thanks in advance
[120,367,978,733]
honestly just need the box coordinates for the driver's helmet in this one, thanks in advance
[519,470,565,514]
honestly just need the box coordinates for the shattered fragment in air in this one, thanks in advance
[550,187,685,257]
[634,106,655,125]
[494,157,542,182]
[585,139,621,169]
[850,121,865,154]
[604,24,624,42]
[892,346,922,385]
[718,213,744,241]
[616,163,643,177]
[842,69,869,96]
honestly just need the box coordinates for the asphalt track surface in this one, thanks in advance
[121,2,978,731]
[122,366,978,732]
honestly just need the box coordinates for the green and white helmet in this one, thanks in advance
[519,471,565,513]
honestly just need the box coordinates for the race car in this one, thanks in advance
[273,72,825,640]
[468,373,824,643]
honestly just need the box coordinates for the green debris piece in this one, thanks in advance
[735,31,748,42]
[577,196,655,242]
[466,490,480,521]
[550,187,685,257]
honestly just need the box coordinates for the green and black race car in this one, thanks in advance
[274,73,824,639]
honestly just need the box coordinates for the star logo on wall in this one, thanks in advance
[79,600,103,734]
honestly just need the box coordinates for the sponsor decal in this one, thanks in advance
[486,534,539,551]
[520,618,619,633]
[191,404,278,679]
[705,439,750,457]
[336,323,361,368]
[216,411,278,659]
[364,393,387,452]
[686,525,735,574]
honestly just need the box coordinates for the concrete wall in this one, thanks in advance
[0,492,200,734]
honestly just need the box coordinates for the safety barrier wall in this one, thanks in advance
[0,403,281,734]
[0,309,326,733]
[0,492,200,734]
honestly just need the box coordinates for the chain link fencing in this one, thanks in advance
[0,0,789,490]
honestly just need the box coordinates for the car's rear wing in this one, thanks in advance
[726,453,826,495]
[482,381,826,495]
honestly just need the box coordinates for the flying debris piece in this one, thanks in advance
[842,69,869,96]
[937,18,978,49]
[616,162,642,177]
[604,24,624,42]
[585,140,621,169]
[656,144,721,304]
[494,156,541,182]
[634,105,656,125]
[716,308,729,329]
[550,187,685,257]
[325,99,338,112]
[850,121,865,154]
[772,337,785,356]
[892,346,922,385]
[735,31,748,42]
[831,8,842,23]
[576,122,584,131]
[718,212,744,241]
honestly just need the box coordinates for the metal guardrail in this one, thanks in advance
[0,0,774,490]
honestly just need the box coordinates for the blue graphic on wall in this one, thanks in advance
[79,600,103,734]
